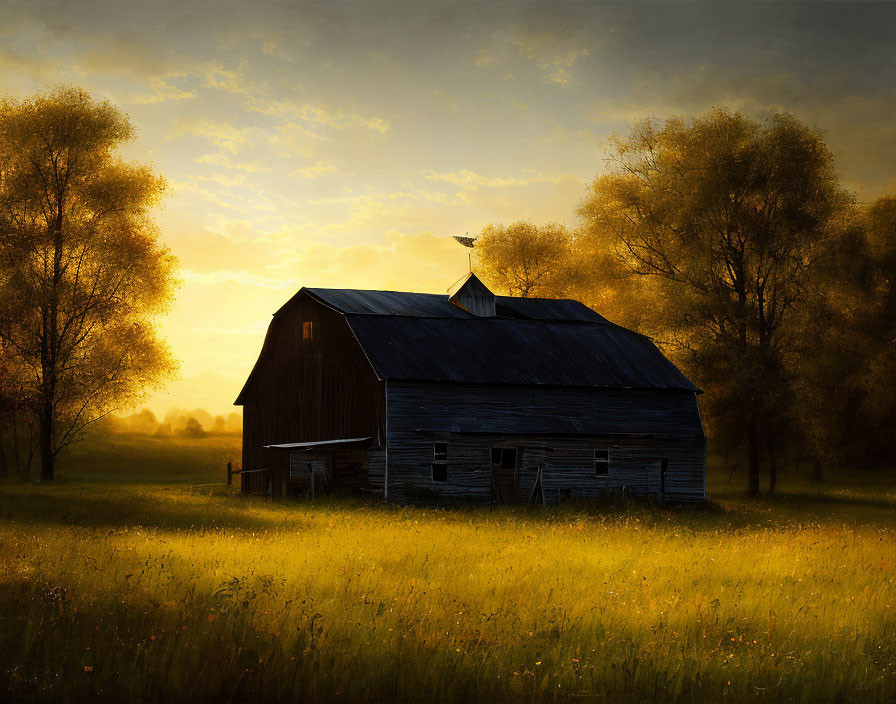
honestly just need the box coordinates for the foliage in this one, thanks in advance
[474,221,580,298]
[0,437,893,703]
[99,407,242,436]
[854,197,896,459]
[0,86,178,480]
[576,108,849,495]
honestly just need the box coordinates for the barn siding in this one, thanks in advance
[367,446,386,496]
[238,293,386,494]
[385,382,705,504]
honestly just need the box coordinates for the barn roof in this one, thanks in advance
[345,314,699,391]
[236,286,700,404]
[302,287,608,323]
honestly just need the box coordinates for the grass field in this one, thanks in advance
[1,435,894,703]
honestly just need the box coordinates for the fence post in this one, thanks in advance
[227,461,232,486]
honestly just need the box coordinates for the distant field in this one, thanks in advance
[0,435,894,703]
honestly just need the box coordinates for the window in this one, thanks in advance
[491,447,517,469]
[302,321,313,341]
[432,442,448,482]
[594,448,609,476]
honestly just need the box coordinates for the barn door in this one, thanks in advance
[491,446,519,504]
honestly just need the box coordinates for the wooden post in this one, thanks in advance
[227,461,232,486]
[660,459,667,506]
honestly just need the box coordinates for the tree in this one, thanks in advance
[579,108,848,496]
[855,196,896,462]
[0,338,35,481]
[474,221,579,298]
[181,417,207,439]
[788,196,896,481]
[0,86,177,481]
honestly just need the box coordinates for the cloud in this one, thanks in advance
[181,268,298,289]
[169,117,259,154]
[192,173,247,188]
[510,27,589,86]
[291,161,340,179]
[251,97,390,134]
[132,75,198,104]
[169,180,251,213]
[425,169,579,189]
[194,153,269,173]
[473,47,495,67]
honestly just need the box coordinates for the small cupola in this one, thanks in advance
[447,272,496,317]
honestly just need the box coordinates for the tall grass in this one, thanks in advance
[0,436,893,702]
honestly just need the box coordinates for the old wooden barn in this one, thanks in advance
[235,274,706,504]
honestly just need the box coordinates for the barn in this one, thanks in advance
[234,273,706,504]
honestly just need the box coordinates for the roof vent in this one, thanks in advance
[447,273,496,317]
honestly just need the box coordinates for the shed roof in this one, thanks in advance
[345,314,699,391]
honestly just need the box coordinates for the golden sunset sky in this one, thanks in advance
[1,1,894,416]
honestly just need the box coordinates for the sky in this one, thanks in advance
[1,0,894,416]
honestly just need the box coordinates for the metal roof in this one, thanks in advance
[345,315,700,392]
[236,287,700,404]
[264,437,372,450]
[302,287,607,322]
[496,296,607,322]
[305,288,472,318]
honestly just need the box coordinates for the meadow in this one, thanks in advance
[0,434,894,703]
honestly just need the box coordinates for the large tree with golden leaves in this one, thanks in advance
[579,108,849,497]
[0,86,177,481]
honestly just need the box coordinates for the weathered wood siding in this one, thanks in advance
[385,382,705,503]
[238,293,386,494]
[367,446,386,495]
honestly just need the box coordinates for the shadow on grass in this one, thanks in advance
[2,477,893,536]
[761,490,896,509]
[0,484,294,533]
[405,487,896,532]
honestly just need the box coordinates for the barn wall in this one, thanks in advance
[238,293,386,494]
[367,446,386,496]
[385,382,705,504]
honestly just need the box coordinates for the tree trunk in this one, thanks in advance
[37,208,63,483]
[0,431,7,481]
[767,434,777,495]
[747,417,761,497]
[39,396,54,482]
[811,458,823,483]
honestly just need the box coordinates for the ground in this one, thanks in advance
[0,434,894,703]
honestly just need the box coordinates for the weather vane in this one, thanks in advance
[452,232,477,271]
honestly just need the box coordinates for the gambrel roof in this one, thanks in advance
[241,287,699,395]
[292,287,609,322]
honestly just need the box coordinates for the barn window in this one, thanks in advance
[432,442,448,483]
[302,321,313,340]
[594,448,609,476]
